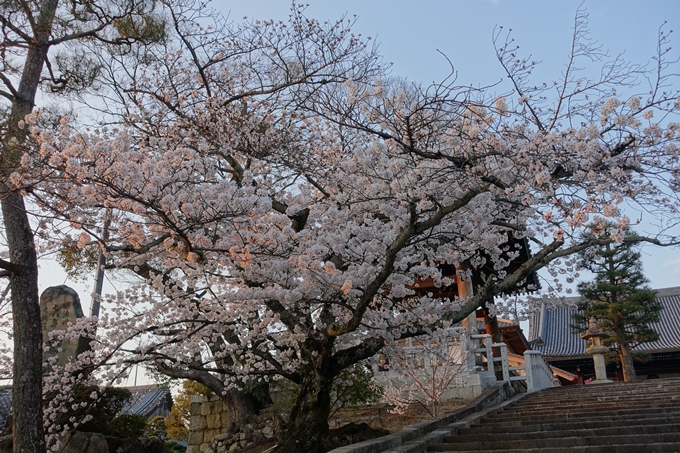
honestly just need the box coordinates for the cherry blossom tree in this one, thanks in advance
[11,6,680,453]
[380,328,470,418]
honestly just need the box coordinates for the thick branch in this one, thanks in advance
[46,25,106,46]
[551,136,635,179]
[333,337,384,372]
[0,72,18,100]
[0,15,32,42]
[169,8,211,98]
[265,299,304,332]
[0,258,24,275]
[154,360,226,394]
[107,233,171,253]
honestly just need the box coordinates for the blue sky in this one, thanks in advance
[223,1,679,87]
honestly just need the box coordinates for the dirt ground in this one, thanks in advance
[240,398,471,453]
[329,398,470,432]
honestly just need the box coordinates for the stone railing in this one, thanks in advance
[464,333,558,393]
[466,334,495,380]
[491,342,525,384]
[523,349,557,392]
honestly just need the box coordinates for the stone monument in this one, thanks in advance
[40,285,91,369]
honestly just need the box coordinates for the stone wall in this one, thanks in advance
[187,394,229,453]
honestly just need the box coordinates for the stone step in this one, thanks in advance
[478,413,680,428]
[458,415,680,435]
[527,381,680,395]
[510,388,680,406]
[501,404,680,416]
[448,422,680,443]
[516,391,680,404]
[543,380,680,389]
[523,383,680,392]
[516,389,680,403]
[501,398,680,412]
[424,379,680,453]
[428,443,680,453]
[429,432,680,452]
[509,398,680,410]
[475,411,680,430]
[495,403,680,418]
[481,406,680,424]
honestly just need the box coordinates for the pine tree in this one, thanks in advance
[575,227,663,382]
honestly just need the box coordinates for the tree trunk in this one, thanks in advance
[618,340,637,382]
[276,369,334,453]
[222,388,256,433]
[0,1,60,451]
[1,193,46,453]
[153,360,258,434]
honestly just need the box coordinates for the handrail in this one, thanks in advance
[524,350,557,392]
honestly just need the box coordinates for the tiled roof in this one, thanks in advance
[0,384,171,431]
[0,387,11,433]
[121,385,172,419]
[528,286,680,359]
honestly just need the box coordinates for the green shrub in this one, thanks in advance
[269,363,383,419]
[46,385,132,434]
[146,415,167,439]
[330,363,383,417]
[165,440,187,453]
[108,413,148,437]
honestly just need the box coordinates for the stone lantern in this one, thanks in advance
[580,317,612,384]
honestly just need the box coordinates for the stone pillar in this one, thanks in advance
[580,317,612,384]
[588,346,610,382]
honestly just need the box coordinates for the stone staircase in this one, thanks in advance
[430,377,680,453]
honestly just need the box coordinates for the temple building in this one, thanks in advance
[528,286,680,382]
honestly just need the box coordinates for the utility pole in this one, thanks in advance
[90,218,110,320]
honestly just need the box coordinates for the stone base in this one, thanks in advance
[589,379,613,385]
